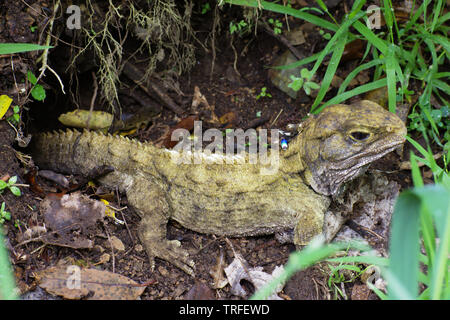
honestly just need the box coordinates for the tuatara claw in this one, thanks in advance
[144,238,195,276]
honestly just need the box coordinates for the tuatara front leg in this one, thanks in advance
[126,177,195,276]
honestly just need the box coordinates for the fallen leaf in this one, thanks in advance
[219,111,238,126]
[191,86,220,123]
[224,253,285,300]
[162,115,198,149]
[58,109,113,130]
[40,192,105,249]
[191,86,210,111]
[0,94,13,119]
[209,247,228,289]
[109,235,125,252]
[185,281,216,300]
[37,266,146,300]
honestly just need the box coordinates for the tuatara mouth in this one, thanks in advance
[330,139,404,194]
[303,100,407,196]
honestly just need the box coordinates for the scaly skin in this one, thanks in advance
[30,100,406,275]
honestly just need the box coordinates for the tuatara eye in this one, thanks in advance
[350,131,371,141]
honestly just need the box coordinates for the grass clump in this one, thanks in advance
[223,0,449,155]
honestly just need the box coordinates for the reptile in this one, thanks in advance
[30,100,406,276]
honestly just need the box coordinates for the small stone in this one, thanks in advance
[351,284,371,300]
[98,253,110,264]
[158,266,169,277]
[134,244,143,252]
[109,236,125,251]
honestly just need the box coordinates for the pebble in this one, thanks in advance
[109,236,125,251]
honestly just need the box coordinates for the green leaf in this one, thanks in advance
[9,186,21,197]
[315,0,328,12]
[3,211,11,221]
[413,185,450,299]
[0,43,52,55]
[338,59,383,95]
[0,180,7,190]
[224,0,338,32]
[8,176,17,185]
[317,78,387,113]
[311,32,347,111]
[388,191,421,299]
[288,76,303,91]
[31,84,46,101]
[352,20,388,54]
[385,45,397,113]
[27,71,38,85]
[0,226,18,299]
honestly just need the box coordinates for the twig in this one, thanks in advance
[122,62,184,115]
[230,34,241,77]
[270,109,283,127]
[86,71,98,129]
[37,0,65,94]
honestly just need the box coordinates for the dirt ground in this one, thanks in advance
[0,0,424,300]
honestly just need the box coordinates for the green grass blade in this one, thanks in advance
[311,32,347,111]
[326,255,388,267]
[432,79,450,96]
[415,186,450,299]
[385,45,398,113]
[436,11,450,27]
[269,51,321,70]
[317,78,387,113]
[0,227,18,299]
[337,59,383,95]
[348,0,366,19]
[388,191,421,299]
[430,0,444,33]
[352,20,388,54]
[382,0,394,42]
[410,153,424,188]
[0,43,52,55]
[308,11,365,81]
[224,0,338,31]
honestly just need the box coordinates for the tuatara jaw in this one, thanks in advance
[299,100,407,196]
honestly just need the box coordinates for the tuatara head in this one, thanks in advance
[300,100,407,196]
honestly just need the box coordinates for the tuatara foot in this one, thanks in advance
[140,236,195,276]
[138,218,195,276]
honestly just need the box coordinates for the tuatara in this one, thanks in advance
[30,100,406,275]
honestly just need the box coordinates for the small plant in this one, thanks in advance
[229,19,248,35]
[200,2,211,14]
[0,43,52,55]
[27,70,46,101]
[256,87,272,99]
[0,202,11,225]
[327,263,364,299]
[268,18,283,34]
[288,68,320,96]
[0,176,22,197]
[408,105,450,153]
[6,105,20,125]
[319,29,331,40]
